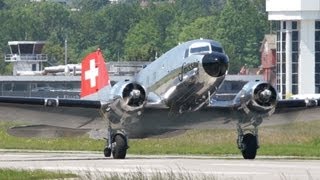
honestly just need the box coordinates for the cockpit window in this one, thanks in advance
[190,46,210,54]
[184,49,189,58]
[211,45,223,53]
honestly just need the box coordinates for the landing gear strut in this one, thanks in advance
[103,125,128,159]
[236,117,261,159]
[101,108,129,159]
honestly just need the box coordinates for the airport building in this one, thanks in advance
[5,41,48,75]
[266,0,320,98]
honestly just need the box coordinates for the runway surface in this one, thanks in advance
[0,150,319,179]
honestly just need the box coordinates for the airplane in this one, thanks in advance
[0,38,318,159]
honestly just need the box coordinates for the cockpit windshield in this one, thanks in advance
[211,45,223,53]
[190,46,210,54]
[185,41,224,59]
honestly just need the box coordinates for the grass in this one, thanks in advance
[0,122,102,151]
[0,168,77,180]
[0,121,320,157]
[0,168,313,180]
[0,168,237,180]
[83,170,223,180]
[129,120,320,157]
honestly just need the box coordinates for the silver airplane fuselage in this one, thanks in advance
[136,39,229,113]
[109,39,229,136]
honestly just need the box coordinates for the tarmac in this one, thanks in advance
[0,150,319,179]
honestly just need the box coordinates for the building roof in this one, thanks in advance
[267,0,320,20]
[8,41,46,45]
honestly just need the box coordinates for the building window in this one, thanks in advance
[276,21,300,98]
[32,64,37,71]
[276,21,285,98]
[315,21,320,93]
[283,21,286,29]
[292,21,298,30]
[291,21,299,95]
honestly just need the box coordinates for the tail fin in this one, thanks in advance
[81,49,110,100]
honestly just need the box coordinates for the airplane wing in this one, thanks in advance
[0,96,103,109]
[276,98,319,109]
[208,78,320,111]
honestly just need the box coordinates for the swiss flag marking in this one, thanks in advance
[81,50,109,98]
[85,59,99,88]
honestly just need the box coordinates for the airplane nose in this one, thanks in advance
[202,52,229,77]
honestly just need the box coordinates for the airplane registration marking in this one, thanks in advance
[179,62,199,81]
[85,59,99,88]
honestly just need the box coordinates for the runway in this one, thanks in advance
[0,150,319,179]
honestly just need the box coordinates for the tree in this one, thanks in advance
[42,33,65,65]
[163,0,216,51]
[71,0,109,11]
[215,0,267,73]
[178,16,217,42]
[124,19,161,61]
[93,3,141,60]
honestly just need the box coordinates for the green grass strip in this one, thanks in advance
[0,121,320,157]
[0,169,77,180]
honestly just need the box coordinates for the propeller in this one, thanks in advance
[122,82,146,107]
[253,83,277,107]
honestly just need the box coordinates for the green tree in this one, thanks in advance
[215,0,267,73]
[42,33,65,65]
[31,2,70,41]
[71,0,109,11]
[178,16,217,42]
[124,19,161,61]
[93,3,141,60]
[163,0,216,51]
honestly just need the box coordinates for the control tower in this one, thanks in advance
[5,41,48,75]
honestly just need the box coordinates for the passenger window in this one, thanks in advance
[184,49,189,58]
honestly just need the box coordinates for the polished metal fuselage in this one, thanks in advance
[136,39,226,112]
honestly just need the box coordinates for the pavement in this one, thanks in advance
[0,150,319,179]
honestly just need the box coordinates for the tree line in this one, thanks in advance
[0,0,269,74]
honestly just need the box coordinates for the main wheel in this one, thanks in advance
[241,133,258,159]
[112,135,127,159]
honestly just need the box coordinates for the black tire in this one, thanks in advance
[241,133,258,159]
[103,147,111,157]
[112,135,127,159]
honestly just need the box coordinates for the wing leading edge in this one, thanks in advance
[0,96,103,109]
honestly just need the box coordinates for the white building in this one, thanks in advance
[266,0,320,98]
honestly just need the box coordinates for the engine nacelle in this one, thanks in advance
[235,81,278,116]
[111,80,146,108]
[107,80,147,125]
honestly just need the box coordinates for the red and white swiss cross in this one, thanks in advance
[81,50,109,98]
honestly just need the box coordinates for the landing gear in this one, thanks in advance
[237,117,261,159]
[112,134,127,159]
[103,123,128,159]
[240,133,258,159]
[100,108,129,159]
